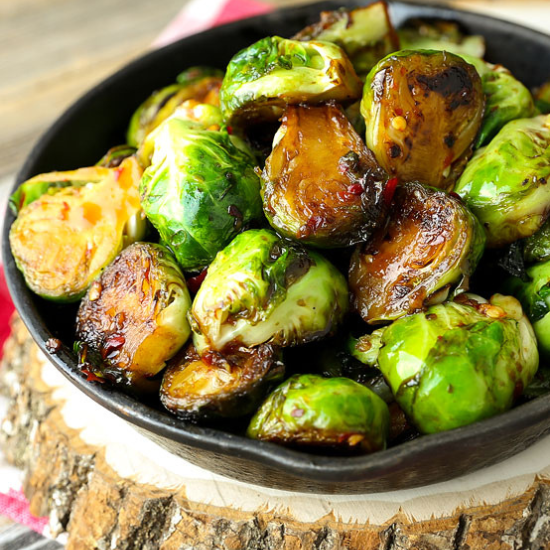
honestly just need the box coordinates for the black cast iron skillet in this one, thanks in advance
[3,0,550,494]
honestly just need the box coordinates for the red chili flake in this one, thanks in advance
[443,153,454,169]
[187,268,208,294]
[114,166,124,181]
[337,191,355,202]
[383,177,399,206]
[81,368,105,383]
[347,183,364,195]
[226,126,233,135]
[45,338,62,354]
[291,408,305,418]
[395,107,404,116]
[103,334,125,358]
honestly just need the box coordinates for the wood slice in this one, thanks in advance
[1,314,550,550]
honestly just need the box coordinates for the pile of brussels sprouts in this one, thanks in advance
[9,1,550,455]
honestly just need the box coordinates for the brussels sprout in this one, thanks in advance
[454,115,550,248]
[247,374,390,453]
[9,166,110,215]
[534,81,550,114]
[97,145,137,168]
[361,50,484,190]
[293,1,399,75]
[160,343,284,419]
[190,229,349,353]
[458,55,536,148]
[352,294,539,434]
[524,219,550,264]
[261,104,387,247]
[503,259,550,358]
[140,115,262,271]
[349,181,485,324]
[398,19,485,58]
[9,157,146,302]
[220,36,363,126]
[127,66,223,147]
[76,242,192,385]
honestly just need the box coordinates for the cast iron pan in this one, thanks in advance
[3,0,550,494]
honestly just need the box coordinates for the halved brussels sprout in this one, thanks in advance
[293,1,399,75]
[459,55,536,148]
[160,343,284,419]
[454,115,550,248]
[361,50,484,189]
[503,260,550,359]
[9,158,146,302]
[349,181,485,324]
[220,36,363,126]
[398,19,485,58]
[261,103,387,247]
[190,229,349,353]
[140,115,262,271]
[76,242,192,385]
[127,66,223,147]
[352,294,539,434]
[9,166,110,215]
[97,145,137,168]
[247,374,390,453]
[534,81,550,114]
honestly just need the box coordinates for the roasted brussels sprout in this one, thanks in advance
[247,374,390,453]
[220,36,363,126]
[76,242,192,385]
[454,115,550,248]
[503,260,550,359]
[9,158,145,302]
[352,294,539,433]
[349,181,485,324]
[160,343,284,419]
[97,145,137,168]
[190,229,349,353]
[140,115,262,271]
[293,1,399,75]
[127,66,223,147]
[398,19,485,58]
[534,81,550,114]
[261,104,387,247]
[9,166,110,215]
[460,55,536,148]
[361,50,485,189]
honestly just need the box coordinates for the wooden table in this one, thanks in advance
[2,1,550,548]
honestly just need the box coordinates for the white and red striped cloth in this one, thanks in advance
[0,0,273,538]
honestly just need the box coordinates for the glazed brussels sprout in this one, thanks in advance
[127,66,223,147]
[261,104,387,247]
[9,158,146,302]
[352,294,539,433]
[140,115,262,271]
[293,1,399,75]
[361,50,485,189]
[398,19,485,58]
[460,55,536,148]
[349,181,485,324]
[454,115,550,248]
[503,260,550,359]
[76,242,192,385]
[220,36,363,126]
[9,166,110,215]
[190,229,349,353]
[160,343,284,419]
[247,374,390,453]
[534,81,550,114]
[97,145,137,168]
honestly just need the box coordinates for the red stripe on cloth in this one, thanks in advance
[213,0,273,26]
[0,266,14,360]
[0,489,48,534]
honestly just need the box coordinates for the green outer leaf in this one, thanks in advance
[523,218,550,264]
[190,229,349,351]
[176,66,224,86]
[220,36,362,124]
[374,298,538,434]
[454,115,550,248]
[247,374,390,452]
[140,117,262,271]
